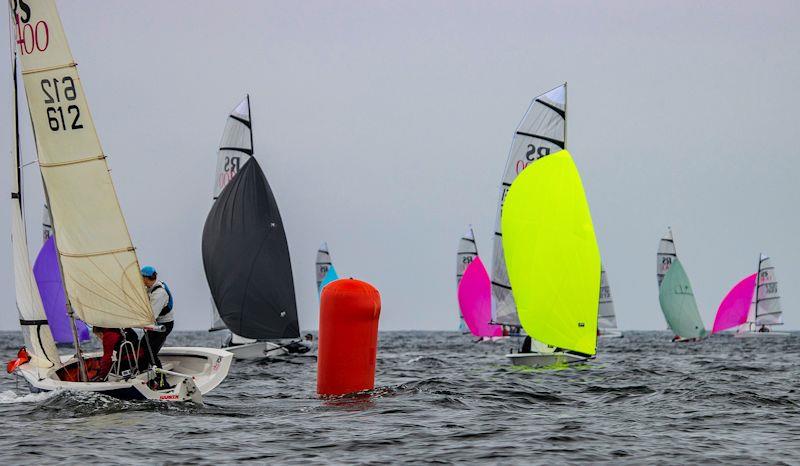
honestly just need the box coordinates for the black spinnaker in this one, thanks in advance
[202,157,299,340]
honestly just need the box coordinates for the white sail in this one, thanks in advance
[315,242,333,291]
[754,255,782,327]
[456,225,478,284]
[656,228,677,288]
[491,84,566,326]
[42,203,53,242]
[8,9,59,373]
[213,97,252,199]
[209,298,226,332]
[598,264,617,330]
[15,0,152,328]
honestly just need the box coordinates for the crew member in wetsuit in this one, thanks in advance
[90,327,137,381]
[139,266,174,368]
[285,333,314,354]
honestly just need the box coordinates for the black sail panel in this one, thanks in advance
[202,158,299,339]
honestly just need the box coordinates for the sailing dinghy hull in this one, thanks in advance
[597,331,623,339]
[17,347,232,404]
[505,352,590,367]
[223,341,289,360]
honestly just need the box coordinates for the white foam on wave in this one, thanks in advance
[0,389,58,404]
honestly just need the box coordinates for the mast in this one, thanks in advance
[247,94,254,155]
[752,253,762,331]
[563,81,568,148]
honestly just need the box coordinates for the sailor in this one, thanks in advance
[90,327,136,381]
[139,265,174,368]
[285,334,314,355]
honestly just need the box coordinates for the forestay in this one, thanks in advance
[14,0,152,328]
[214,97,252,199]
[501,150,600,356]
[598,264,618,331]
[658,258,707,339]
[656,228,676,288]
[202,158,300,340]
[492,84,566,327]
[754,255,782,327]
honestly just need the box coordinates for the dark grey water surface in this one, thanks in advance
[1,330,800,464]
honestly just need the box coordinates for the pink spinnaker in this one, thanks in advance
[457,257,503,337]
[712,273,756,333]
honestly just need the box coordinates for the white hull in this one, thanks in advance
[224,341,288,360]
[735,331,790,338]
[506,351,590,367]
[598,330,623,339]
[17,347,232,404]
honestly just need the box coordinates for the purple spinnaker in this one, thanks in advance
[457,257,503,338]
[33,237,90,343]
[712,273,756,334]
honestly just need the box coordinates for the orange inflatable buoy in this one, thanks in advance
[317,278,381,396]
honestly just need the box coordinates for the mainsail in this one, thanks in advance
[501,150,600,355]
[656,228,677,288]
[202,157,300,340]
[214,96,252,200]
[33,237,90,343]
[658,258,707,339]
[598,264,618,332]
[491,84,566,327]
[316,242,335,294]
[456,225,478,331]
[14,0,152,328]
[319,266,339,294]
[752,254,782,328]
[712,273,756,333]
[457,257,502,338]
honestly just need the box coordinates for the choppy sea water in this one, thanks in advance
[1,330,800,464]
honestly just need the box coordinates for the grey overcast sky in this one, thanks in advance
[1,1,798,331]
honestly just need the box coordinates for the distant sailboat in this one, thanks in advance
[203,97,301,360]
[457,257,503,339]
[456,225,478,332]
[735,255,788,337]
[659,258,707,341]
[503,150,601,366]
[316,242,338,294]
[491,84,566,334]
[597,264,622,338]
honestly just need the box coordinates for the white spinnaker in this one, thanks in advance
[316,242,332,291]
[754,255,782,327]
[656,228,677,288]
[598,264,617,330]
[8,11,59,374]
[213,97,252,199]
[15,0,152,328]
[42,203,53,242]
[491,84,566,326]
[456,225,478,284]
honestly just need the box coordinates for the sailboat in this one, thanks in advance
[456,225,478,332]
[203,97,302,360]
[597,264,622,338]
[733,255,788,337]
[316,242,339,294]
[502,150,601,366]
[656,229,708,341]
[8,0,231,402]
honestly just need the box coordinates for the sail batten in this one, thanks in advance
[14,0,152,328]
[491,84,566,327]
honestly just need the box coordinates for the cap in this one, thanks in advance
[140,265,157,277]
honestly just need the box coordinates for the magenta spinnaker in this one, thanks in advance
[712,273,756,334]
[457,257,503,337]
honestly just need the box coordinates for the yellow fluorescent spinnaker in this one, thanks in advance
[501,150,601,355]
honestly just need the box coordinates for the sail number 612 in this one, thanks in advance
[41,77,83,131]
